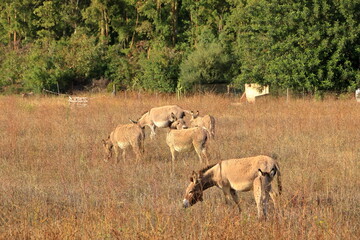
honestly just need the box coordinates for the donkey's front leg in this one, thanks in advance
[230,189,241,212]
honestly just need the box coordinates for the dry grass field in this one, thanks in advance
[0,93,360,239]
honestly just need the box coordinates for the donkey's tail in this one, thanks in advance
[275,162,282,195]
[141,132,145,154]
[209,115,215,139]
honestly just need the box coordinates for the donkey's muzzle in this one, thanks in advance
[183,199,190,208]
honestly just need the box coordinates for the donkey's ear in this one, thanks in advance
[129,118,138,124]
[170,112,177,122]
[270,167,277,177]
[192,171,198,181]
[192,110,199,118]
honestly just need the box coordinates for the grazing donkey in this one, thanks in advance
[135,105,190,139]
[102,122,145,163]
[183,155,282,220]
[166,124,209,168]
[189,111,216,138]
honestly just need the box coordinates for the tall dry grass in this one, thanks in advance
[0,93,359,239]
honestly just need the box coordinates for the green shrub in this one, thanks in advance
[178,40,233,92]
[135,47,181,93]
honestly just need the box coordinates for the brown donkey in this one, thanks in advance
[183,155,282,220]
[135,105,191,139]
[189,111,216,139]
[102,122,145,163]
[166,125,209,169]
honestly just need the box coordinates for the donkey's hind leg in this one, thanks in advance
[114,146,120,164]
[201,148,209,165]
[169,146,177,172]
[121,148,127,163]
[253,176,270,220]
[253,176,263,220]
[193,145,203,164]
[269,186,281,214]
[149,124,157,140]
[132,144,142,163]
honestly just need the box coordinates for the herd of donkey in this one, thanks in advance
[101,105,282,220]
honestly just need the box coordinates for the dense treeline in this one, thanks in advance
[0,0,359,95]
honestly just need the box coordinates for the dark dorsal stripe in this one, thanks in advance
[199,163,217,175]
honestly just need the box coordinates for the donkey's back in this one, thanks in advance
[220,155,279,189]
[149,105,187,120]
[112,124,144,144]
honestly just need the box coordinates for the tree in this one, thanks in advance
[0,0,40,48]
[136,44,181,92]
[178,36,233,92]
[0,0,358,94]
[228,0,360,93]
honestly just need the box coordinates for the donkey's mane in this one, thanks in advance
[141,110,149,116]
[137,111,149,120]
[199,163,217,175]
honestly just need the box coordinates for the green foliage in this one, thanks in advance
[10,29,106,93]
[136,45,181,92]
[0,47,26,92]
[23,46,58,92]
[105,45,133,89]
[0,0,359,94]
[64,29,107,83]
[178,39,233,91]
[229,0,360,94]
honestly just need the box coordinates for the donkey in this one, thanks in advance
[189,111,216,138]
[166,125,209,168]
[102,122,145,163]
[182,155,282,220]
[135,105,190,139]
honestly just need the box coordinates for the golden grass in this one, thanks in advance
[0,93,360,239]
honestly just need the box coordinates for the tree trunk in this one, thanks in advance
[13,10,18,50]
[8,15,11,48]
[13,31,17,50]
[130,11,139,49]
[171,0,178,46]
[157,0,161,17]
[104,9,109,37]
[100,9,105,38]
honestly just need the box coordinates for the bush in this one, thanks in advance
[178,40,233,92]
[22,30,107,93]
[0,47,26,93]
[135,47,181,93]
[105,45,133,90]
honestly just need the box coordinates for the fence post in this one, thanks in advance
[112,83,116,97]
[286,88,289,102]
[57,82,60,95]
